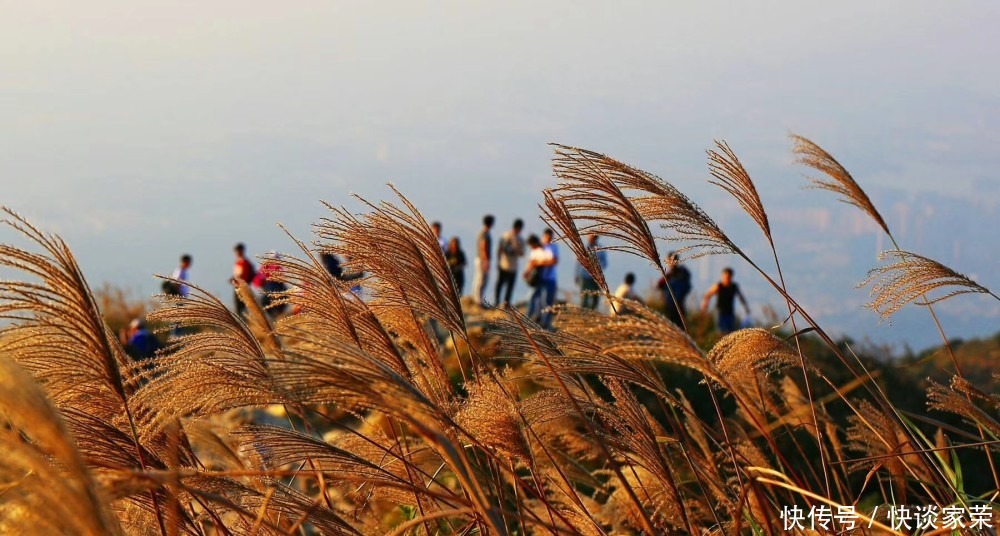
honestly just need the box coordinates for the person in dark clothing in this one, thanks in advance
[321,252,344,279]
[320,252,363,282]
[701,267,749,334]
[576,234,608,310]
[472,214,495,307]
[494,218,525,308]
[446,237,467,295]
[657,251,692,326]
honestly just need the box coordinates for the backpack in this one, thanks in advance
[243,259,257,283]
[161,280,181,296]
[670,267,692,300]
[525,266,542,288]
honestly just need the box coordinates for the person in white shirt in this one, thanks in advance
[171,254,192,298]
[431,221,446,252]
[610,272,641,316]
[523,234,548,323]
[167,254,192,337]
[524,229,559,329]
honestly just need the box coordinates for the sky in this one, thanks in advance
[1,1,997,352]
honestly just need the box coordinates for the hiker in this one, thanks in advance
[525,229,559,329]
[320,252,363,283]
[254,251,288,316]
[431,221,446,252]
[657,251,692,327]
[610,272,641,316]
[494,218,525,309]
[122,318,160,360]
[446,237,467,295]
[231,243,256,317]
[701,267,750,334]
[164,254,192,298]
[472,214,495,307]
[523,235,546,322]
[576,234,608,310]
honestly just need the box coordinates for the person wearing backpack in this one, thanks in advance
[657,251,691,327]
[164,254,192,298]
[231,243,256,317]
[494,218,525,309]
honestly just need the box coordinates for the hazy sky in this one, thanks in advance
[2,1,998,350]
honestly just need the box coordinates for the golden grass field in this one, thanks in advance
[1,136,998,535]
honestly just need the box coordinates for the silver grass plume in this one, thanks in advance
[860,249,997,322]
[549,144,739,260]
[791,134,889,235]
[707,139,771,242]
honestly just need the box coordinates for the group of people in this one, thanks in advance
[123,216,751,359]
[159,245,292,315]
[434,216,561,329]
[434,215,750,333]
[605,252,750,334]
[125,243,367,359]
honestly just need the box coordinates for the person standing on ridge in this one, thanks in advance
[472,214,495,307]
[494,218,525,309]
[523,234,546,323]
[122,318,161,360]
[576,234,608,310]
[431,221,446,252]
[446,237,468,295]
[701,267,749,334]
[525,228,559,329]
[657,251,691,326]
[320,252,363,283]
[611,272,641,317]
[169,254,192,298]
[163,254,192,337]
[231,243,256,317]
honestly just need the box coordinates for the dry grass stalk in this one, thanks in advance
[135,284,287,438]
[549,144,738,263]
[315,185,466,338]
[553,303,706,380]
[0,358,122,535]
[791,134,890,235]
[707,328,798,380]
[860,249,997,322]
[600,379,691,532]
[540,190,609,295]
[455,371,529,462]
[707,139,771,241]
[845,401,935,501]
[927,377,1000,439]
[0,208,138,418]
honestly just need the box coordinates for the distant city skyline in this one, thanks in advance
[2,1,997,351]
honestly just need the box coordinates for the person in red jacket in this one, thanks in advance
[231,243,256,317]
